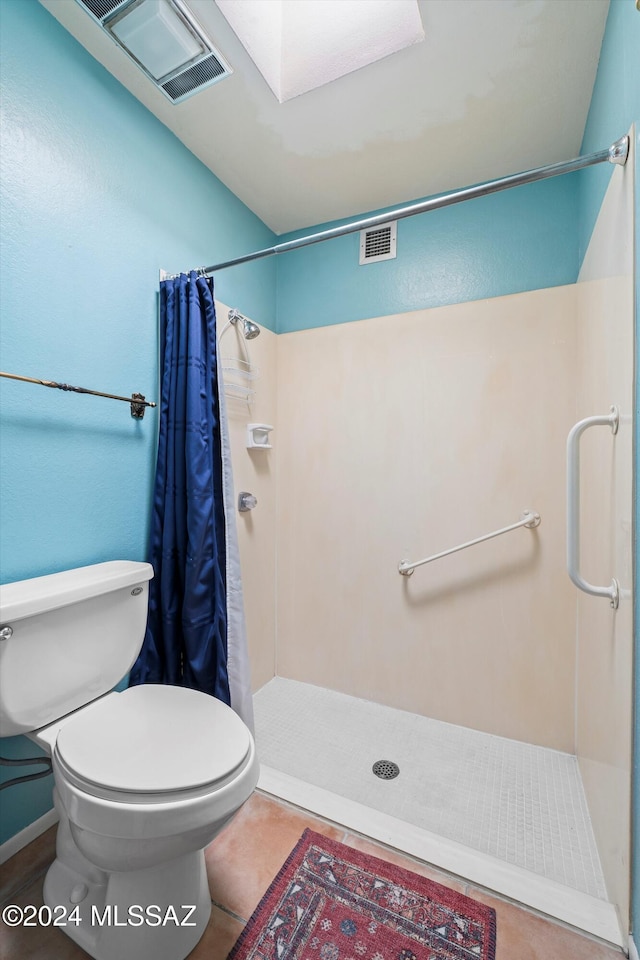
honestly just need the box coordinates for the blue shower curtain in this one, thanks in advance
[130,271,232,704]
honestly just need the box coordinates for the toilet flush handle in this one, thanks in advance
[0,625,13,642]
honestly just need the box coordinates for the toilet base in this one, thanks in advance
[43,848,212,960]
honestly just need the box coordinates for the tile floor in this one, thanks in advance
[0,791,624,960]
[254,678,606,898]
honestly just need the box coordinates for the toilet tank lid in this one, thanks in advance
[0,561,154,622]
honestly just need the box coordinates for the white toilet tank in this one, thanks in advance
[0,561,153,737]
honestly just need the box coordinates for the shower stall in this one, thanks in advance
[221,139,634,950]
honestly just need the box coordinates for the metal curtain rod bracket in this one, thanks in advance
[0,371,156,419]
[201,136,629,274]
[398,510,541,577]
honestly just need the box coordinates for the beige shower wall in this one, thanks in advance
[574,136,634,931]
[218,303,278,693]
[275,285,580,752]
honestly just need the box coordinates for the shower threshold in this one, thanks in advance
[253,678,622,948]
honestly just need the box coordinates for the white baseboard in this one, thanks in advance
[629,935,639,960]
[0,808,58,865]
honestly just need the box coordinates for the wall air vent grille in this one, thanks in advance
[162,53,228,103]
[359,221,397,264]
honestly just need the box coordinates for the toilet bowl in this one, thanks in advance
[0,562,259,960]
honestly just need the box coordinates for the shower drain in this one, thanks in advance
[372,759,400,780]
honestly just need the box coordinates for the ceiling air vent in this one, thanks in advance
[161,52,227,102]
[75,0,232,104]
[80,0,130,18]
[359,221,397,265]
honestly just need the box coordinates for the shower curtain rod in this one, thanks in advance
[203,135,629,274]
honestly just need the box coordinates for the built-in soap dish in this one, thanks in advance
[247,423,273,449]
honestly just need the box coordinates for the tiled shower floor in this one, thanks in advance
[254,678,607,901]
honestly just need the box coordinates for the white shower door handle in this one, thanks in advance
[566,407,619,609]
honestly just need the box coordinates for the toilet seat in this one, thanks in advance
[54,684,251,800]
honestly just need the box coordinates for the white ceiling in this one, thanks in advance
[214,0,425,102]
[40,0,610,235]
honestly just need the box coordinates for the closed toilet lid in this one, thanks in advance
[55,685,251,794]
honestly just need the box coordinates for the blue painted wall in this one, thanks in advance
[274,0,639,339]
[275,172,580,334]
[578,0,640,266]
[0,0,275,844]
[0,0,637,890]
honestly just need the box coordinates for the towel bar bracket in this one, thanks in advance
[130,393,149,419]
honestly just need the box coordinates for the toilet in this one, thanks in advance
[0,561,259,960]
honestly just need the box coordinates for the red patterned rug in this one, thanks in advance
[227,829,496,960]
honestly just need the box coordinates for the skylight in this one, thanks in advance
[214,0,424,103]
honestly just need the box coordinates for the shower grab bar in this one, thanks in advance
[567,407,619,609]
[398,510,541,576]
